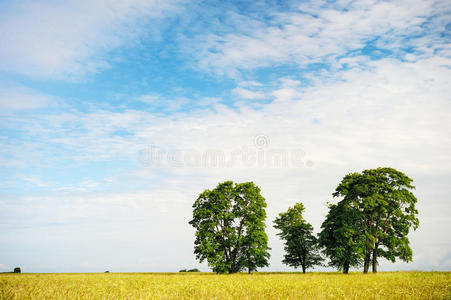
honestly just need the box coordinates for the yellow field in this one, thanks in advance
[1,272,450,299]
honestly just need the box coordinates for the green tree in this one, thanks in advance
[274,203,323,273]
[189,181,270,273]
[318,201,366,274]
[333,167,420,273]
[241,222,271,274]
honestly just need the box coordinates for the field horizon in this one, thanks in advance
[2,270,449,274]
[2,271,450,299]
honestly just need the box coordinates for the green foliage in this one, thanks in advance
[13,268,21,274]
[325,167,419,273]
[187,269,200,272]
[189,181,270,273]
[274,203,323,273]
[179,269,187,272]
[318,201,365,273]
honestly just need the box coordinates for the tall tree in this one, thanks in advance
[333,167,420,273]
[189,181,270,273]
[318,201,366,274]
[274,203,323,273]
[241,222,270,274]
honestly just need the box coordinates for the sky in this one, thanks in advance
[0,0,450,273]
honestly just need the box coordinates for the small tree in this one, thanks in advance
[14,267,21,273]
[274,203,323,273]
[189,181,270,273]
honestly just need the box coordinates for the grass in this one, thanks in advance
[1,272,450,299]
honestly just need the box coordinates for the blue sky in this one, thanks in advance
[1,0,450,272]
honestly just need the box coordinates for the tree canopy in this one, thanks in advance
[274,203,323,273]
[321,167,419,273]
[318,201,365,273]
[189,181,270,273]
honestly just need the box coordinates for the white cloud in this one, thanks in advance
[196,97,222,107]
[238,81,263,87]
[0,84,54,111]
[137,94,162,104]
[232,87,266,100]
[186,0,449,75]
[137,93,192,111]
[22,176,52,188]
[0,0,182,79]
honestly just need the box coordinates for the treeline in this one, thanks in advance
[189,167,419,274]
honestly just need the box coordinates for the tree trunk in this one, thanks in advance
[300,253,306,274]
[372,244,378,273]
[363,253,370,274]
[228,263,239,274]
[363,261,369,273]
[343,261,349,274]
[248,267,251,274]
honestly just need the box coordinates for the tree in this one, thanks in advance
[13,267,21,273]
[274,203,323,273]
[240,219,271,274]
[318,201,366,274]
[189,181,270,273]
[333,167,419,273]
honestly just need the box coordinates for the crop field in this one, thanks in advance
[0,272,450,299]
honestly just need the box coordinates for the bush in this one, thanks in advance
[14,267,21,273]
[187,268,200,272]
[179,269,187,272]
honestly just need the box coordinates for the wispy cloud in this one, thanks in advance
[0,83,55,111]
[232,87,266,100]
[185,0,450,76]
[0,0,182,79]
[137,93,191,111]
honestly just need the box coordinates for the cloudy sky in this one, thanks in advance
[0,0,450,273]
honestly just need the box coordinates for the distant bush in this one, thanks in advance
[14,267,21,273]
[179,268,199,272]
[104,271,110,273]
